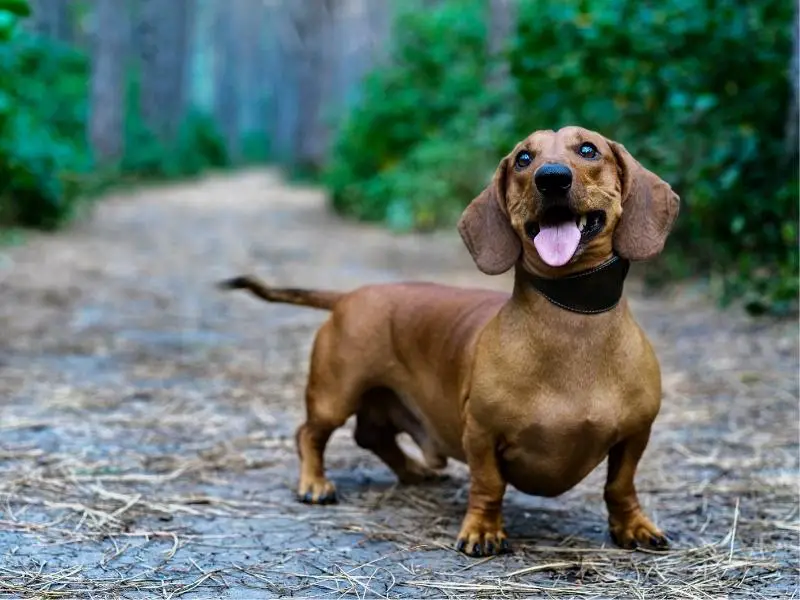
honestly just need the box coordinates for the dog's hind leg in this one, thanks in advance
[296,395,352,504]
[354,388,442,485]
[296,322,361,505]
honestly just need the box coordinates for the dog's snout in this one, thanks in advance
[534,163,573,196]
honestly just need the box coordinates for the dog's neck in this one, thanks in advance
[512,255,630,315]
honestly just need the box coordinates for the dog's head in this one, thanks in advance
[458,126,680,276]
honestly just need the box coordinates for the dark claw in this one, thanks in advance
[610,530,627,548]
[470,544,482,558]
[610,530,638,549]
[500,539,511,553]
[456,539,466,552]
[298,490,337,505]
[650,535,669,550]
[485,542,495,555]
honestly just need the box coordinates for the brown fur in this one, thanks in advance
[221,126,680,556]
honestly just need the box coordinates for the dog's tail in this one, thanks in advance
[217,275,342,311]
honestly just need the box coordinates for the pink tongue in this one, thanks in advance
[533,221,581,267]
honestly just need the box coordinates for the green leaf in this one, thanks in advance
[0,89,11,115]
[0,10,17,40]
[694,94,717,112]
[730,215,745,234]
[0,0,29,17]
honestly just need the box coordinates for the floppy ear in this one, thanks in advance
[457,158,521,275]
[609,141,680,261]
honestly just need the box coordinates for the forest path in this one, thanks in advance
[0,170,796,598]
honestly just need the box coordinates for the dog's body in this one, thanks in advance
[221,127,679,556]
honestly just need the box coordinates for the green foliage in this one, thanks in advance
[327,0,798,314]
[325,0,489,225]
[240,130,271,166]
[0,0,30,18]
[511,0,797,314]
[122,111,230,180]
[0,0,244,232]
[376,106,506,232]
[0,4,92,230]
[121,70,229,179]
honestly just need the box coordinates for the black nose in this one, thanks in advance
[534,163,573,195]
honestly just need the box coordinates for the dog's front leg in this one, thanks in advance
[604,429,669,550]
[456,414,510,556]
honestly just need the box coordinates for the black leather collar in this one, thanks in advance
[523,255,630,314]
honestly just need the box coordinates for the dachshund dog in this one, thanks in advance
[220,126,679,556]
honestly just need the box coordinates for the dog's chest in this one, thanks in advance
[489,387,626,497]
[468,308,661,496]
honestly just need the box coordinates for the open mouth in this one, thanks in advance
[524,208,606,267]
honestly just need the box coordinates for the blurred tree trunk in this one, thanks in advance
[261,1,279,155]
[28,0,73,42]
[364,0,391,65]
[213,1,240,161]
[255,3,277,158]
[289,0,334,173]
[188,0,214,114]
[89,0,128,164]
[487,0,516,90]
[482,0,517,143]
[334,0,390,111]
[270,2,298,164]
[328,0,349,117]
[137,0,192,142]
[237,0,264,140]
[269,0,390,168]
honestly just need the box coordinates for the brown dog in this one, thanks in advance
[220,126,679,556]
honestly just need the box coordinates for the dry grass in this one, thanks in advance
[0,171,797,598]
[0,399,795,598]
[0,482,790,599]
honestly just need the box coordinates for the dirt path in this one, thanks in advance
[0,170,797,598]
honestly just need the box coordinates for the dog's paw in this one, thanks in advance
[455,514,511,557]
[297,478,337,505]
[609,512,669,550]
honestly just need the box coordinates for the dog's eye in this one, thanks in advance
[578,143,599,159]
[515,151,532,169]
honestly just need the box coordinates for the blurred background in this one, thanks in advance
[0,0,797,314]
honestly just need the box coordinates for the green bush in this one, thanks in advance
[122,71,229,179]
[327,0,798,314]
[375,105,508,231]
[511,0,797,314]
[240,130,271,166]
[325,0,489,224]
[122,107,229,180]
[0,2,92,229]
[0,0,237,232]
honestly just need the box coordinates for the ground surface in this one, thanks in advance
[0,170,797,599]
